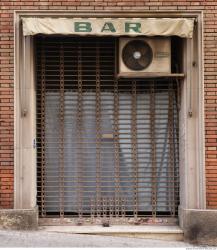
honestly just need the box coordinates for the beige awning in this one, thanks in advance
[22,17,194,38]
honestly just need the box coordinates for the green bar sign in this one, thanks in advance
[74,21,142,33]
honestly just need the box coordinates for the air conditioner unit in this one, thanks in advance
[119,37,171,76]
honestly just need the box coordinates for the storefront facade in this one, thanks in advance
[0,0,217,245]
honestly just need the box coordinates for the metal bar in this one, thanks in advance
[150,81,157,218]
[114,79,120,217]
[131,80,138,219]
[59,44,65,218]
[168,81,176,217]
[109,197,114,219]
[95,43,101,217]
[175,80,180,211]
[40,42,46,217]
[76,45,84,219]
[103,197,107,219]
[90,197,95,222]
[121,197,126,218]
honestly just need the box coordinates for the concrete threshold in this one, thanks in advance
[39,225,183,241]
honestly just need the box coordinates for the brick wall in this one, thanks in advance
[0,0,217,209]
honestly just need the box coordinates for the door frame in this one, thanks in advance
[14,11,205,226]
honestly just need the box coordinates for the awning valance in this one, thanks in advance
[22,17,194,38]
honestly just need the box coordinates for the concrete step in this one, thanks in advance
[39,225,183,241]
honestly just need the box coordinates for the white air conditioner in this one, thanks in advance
[119,37,171,76]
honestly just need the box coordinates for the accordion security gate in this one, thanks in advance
[36,36,179,223]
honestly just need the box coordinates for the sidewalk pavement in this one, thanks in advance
[0,229,197,248]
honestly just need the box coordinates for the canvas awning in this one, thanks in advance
[22,17,194,38]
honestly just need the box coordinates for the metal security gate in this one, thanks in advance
[36,36,179,224]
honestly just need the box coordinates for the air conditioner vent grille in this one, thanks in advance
[122,40,153,71]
